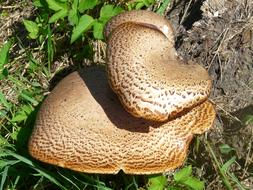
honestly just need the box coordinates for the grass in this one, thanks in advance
[0,0,252,189]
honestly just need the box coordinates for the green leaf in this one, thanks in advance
[11,105,33,123]
[70,14,94,43]
[93,21,104,39]
[71,0,78,9]
[2,68,8,76]
[68,0,79,25]
[135,2,145,10]
[33,0,48,8]
[33,0,43,7]
[99,5,124,23]
[11,113,27,123]
[148,175,167,190]
[144,0,155,6]
[182,176,204,190]
[0,91,11,110]
[23,20,39,39]
[143,0,150,6]
[49,9,68,23]
[174,165,192,182]
[219,144,234,154]
[127,3,133,11]
[0,40,12,67]
[78,0,99,13]
[10,127,21,141]
[68,8,79,25]
[46,0,67,11]
[0,68,9,80]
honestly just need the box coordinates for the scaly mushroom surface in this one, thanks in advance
[106,10,212,121]
[29,66,215,174]
[29,10,215,175]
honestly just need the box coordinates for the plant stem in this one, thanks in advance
[205,140,233,190]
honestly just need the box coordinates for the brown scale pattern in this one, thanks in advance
[29,67,215,174]
[106,18,212,121]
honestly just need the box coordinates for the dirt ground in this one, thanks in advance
[171,0,253,150]
[0,0,253,189]
[167,0,253,188]
[172,0,253,112]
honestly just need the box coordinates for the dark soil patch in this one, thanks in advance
[167,0,253,188]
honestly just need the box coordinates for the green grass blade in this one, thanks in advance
[0,165,9,190]
[2,151,67,190]
[19,92,39,105]
[0,91,11,110]
[156,0,171,15]
[57,171,81,190]
[205,141,234,190]
[47,24,54,74]
[221,156,236,172]
[0,160,20,169]
[220,156,247,190]
[13,175,21,189]
[0,40,12,68]
[228,173,247,190]
[71,14,94,43]
[7,75,27,89]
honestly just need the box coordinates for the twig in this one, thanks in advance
[0,5,19,9]
[215,104,242,123]
[179,0,193,25]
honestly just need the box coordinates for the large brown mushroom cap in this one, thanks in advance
[28,66,215,174]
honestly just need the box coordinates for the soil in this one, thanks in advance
[167,0,253,112]
[0,0,252,189]
[167,0,253,188]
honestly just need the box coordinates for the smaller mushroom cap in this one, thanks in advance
[29,66,215,174]
[106,19,212,121]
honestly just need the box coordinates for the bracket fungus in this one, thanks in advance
[29,10,216,174]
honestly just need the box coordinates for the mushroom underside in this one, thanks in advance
[29,66,215,174]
